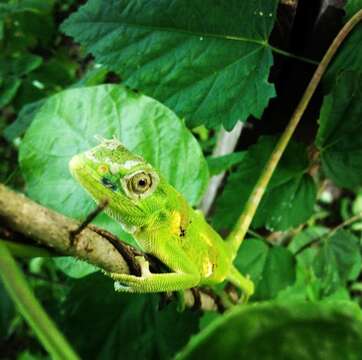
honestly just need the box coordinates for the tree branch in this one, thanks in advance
[0,183,129,274]
[0,183,221,311]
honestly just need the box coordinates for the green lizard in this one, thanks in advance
[69,138,254,300]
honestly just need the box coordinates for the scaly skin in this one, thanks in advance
[69,139,254,298]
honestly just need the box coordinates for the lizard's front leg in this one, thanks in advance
[110,272,200,293]
[109,254,200,293]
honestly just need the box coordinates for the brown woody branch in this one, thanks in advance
[0,183,129,273]
[0,183,220,311]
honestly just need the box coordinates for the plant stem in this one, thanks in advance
[293,212,362,256]
[328,211,362,238]
[270,46,319,65]
[226,10,362,259]
[0,240,80,360]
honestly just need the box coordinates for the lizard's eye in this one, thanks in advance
[122,170,159,199]
[128,172,152,194]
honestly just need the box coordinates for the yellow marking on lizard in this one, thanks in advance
[170,211,182,236]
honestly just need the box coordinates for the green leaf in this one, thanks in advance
[11,54,43,77]
[0,19,4,41]
[288,226,329,254]
[61,0,277,130]
[235,239,296,300]
[287,229,361,300]
[13,11,55,47]
[316,71,362,189]
[0,0,54,17]
[19,85,208,233]
[3,99,44,141]
[17,351,47,360]
[256,246,296,300]
[53,257,98,279]
[0,54,42,77]
[345,0,362,18]
[234,238,269,289]
[325,3,362,86]
[314,230,362,295]
[0,77,21,107]
[207,152,245,176]
[62,273,200,360]
[0,279,15,338]
[213,136,316,231]
[0,53,42,108]
[176,301,362,360]
[71,65,109,88]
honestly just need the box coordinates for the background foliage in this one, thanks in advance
[1,0,362,359]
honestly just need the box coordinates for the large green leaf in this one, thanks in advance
[316,71,362,189]
[19,85,208,230]
[61,273,200,360]
[213,136,316,231]
[235,239,296,300]
[176,301,362,360]
[61,0,277,130]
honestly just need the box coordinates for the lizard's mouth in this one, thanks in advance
[69,153,100,194]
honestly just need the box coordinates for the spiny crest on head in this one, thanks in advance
[94,134,107,144]
[90,136,147,173]
[93,135,126,150]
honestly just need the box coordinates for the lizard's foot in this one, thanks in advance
[227,266,255,304]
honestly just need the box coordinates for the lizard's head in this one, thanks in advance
[69,138,164,230]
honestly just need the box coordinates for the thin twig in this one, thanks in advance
[328,211,362,238]
[69,199,108,241]
[294,212,362,256]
